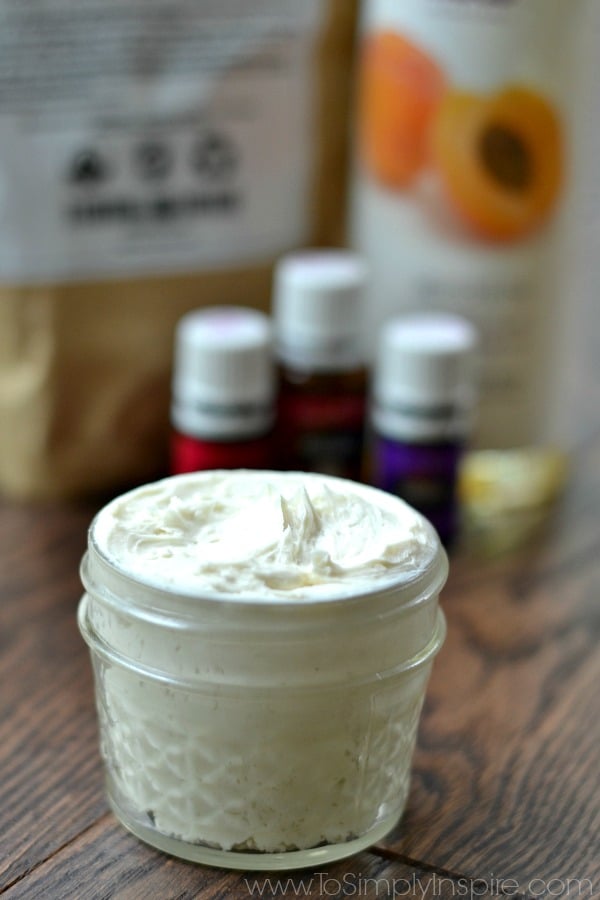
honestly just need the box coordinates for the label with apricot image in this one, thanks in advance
[351,0,580,449]
[357,12,564,244]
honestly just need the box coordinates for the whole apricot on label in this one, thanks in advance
[430,86,563,242]
[358,31,446,189]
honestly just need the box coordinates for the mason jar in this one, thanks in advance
[78,471,447,870]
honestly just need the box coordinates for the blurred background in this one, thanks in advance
[0,0,598,553]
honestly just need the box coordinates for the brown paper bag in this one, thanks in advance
[0,0,358,499]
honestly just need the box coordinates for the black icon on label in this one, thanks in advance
[135,142,172,181]
[191,133,238,180]
[68,149,109,185]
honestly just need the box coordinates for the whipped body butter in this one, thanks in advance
[78,470,447,869]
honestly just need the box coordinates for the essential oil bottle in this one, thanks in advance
[273,250,368,480]
[367,313,478,546]
[170,306,276,475]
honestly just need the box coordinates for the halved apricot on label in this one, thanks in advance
[358,31,446,189]
[430,86,563,242]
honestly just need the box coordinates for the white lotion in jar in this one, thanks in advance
[79,470,447,869]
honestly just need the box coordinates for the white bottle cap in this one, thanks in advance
[171,306,275,440]
[273,249,367,371]
[373,313,478,442]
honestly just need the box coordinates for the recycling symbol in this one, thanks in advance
[135,142,172,181]
[192,133,238,180]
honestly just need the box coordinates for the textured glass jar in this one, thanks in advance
[78,497,447,871]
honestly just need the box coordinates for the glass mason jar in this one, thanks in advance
[78,480,447,871]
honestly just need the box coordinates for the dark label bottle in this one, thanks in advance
[274,249,368,480]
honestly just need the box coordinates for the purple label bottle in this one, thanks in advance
[371,436,464,546]
[368,314,478,547]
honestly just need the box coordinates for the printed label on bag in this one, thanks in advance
[0,0,323,281]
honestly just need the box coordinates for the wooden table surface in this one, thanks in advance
[1,437,599,900]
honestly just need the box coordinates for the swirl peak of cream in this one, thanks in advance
[92,471,436,599]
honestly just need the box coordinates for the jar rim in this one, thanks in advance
[84,521,448,618]
[85,470,448,616]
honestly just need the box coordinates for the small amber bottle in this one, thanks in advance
[273,250,368,480]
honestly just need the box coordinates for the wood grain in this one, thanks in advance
[377,433,600,893]
[0,434,599,898]
[0,501,106,890]
[2,820,498,900]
